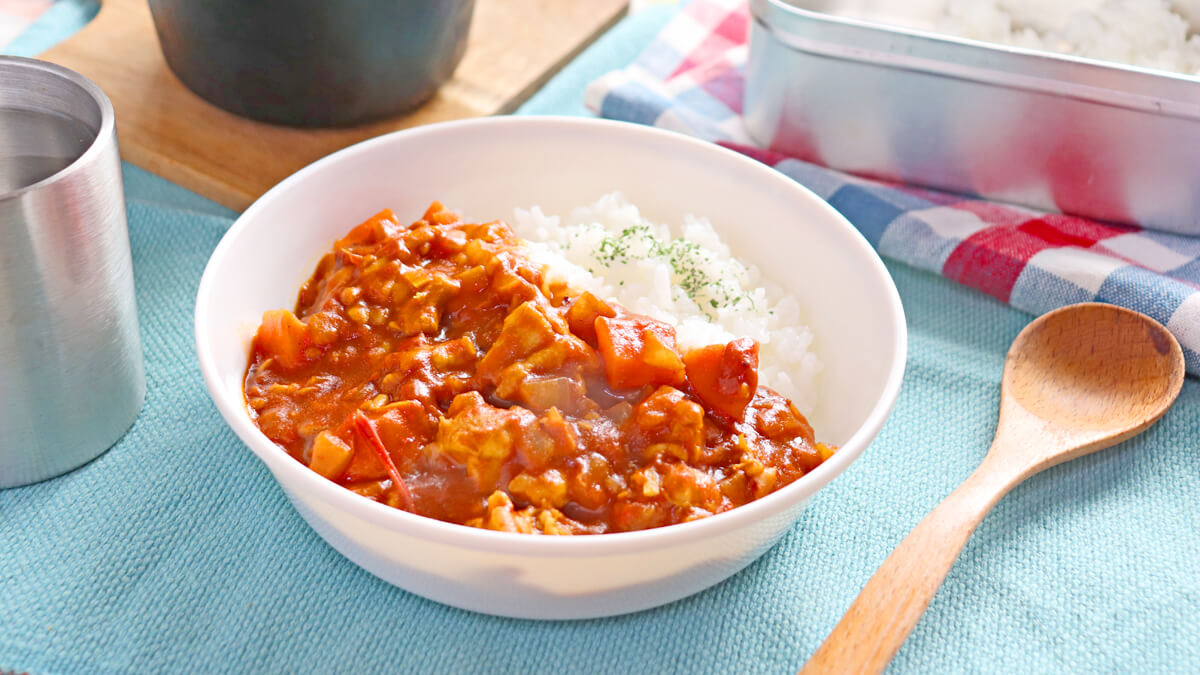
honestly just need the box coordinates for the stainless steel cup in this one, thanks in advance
[0,56,145,488]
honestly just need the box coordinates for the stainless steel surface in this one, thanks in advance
[745,0,1200,234]
[0,56,144,488]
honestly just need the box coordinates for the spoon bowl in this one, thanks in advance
[1005,302,1183,437]
[803,302,1185,674]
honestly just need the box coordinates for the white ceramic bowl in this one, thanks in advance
[195,117,906,620]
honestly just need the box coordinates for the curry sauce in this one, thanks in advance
[244,203,833,534]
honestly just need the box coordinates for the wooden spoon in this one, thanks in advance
[802,302,1185,674]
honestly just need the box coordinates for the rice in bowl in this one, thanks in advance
[514,193,823,415]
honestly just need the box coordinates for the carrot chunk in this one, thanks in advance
[565,292,616,346]
[254,309,312,371]
[684,337,759,421]
[594,315,685,389]
[335,209,400,249]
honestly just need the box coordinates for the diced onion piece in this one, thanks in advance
[518,376,585,412]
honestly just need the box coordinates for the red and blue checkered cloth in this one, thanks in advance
[586,0,1200,376]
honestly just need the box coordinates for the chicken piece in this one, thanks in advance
[661,463,721,511]
[452,265,490,299]
[254,400,300,447]
[428,337,478,372]
[436,392,535,487]
[723,451,783,502]
[491,267,542,308]
[632,386,705,460]
[718,469,751,504]
[476,301,555,371]
[306,310,347,347]
[392,273,461,336]
[476,301,600,402]
[752,466,778,500]
[478,491,537,534]
[378,335,477,408]
[516,408,581,470]
[535,507,583,535]
[429,225,468,257]
[461,219,517,246]
[611,498,669,532]
[508,469,569,509]
[567,452,614,510]
[475,492,582,535]
[747,387,815,446]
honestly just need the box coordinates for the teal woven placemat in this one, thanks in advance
[2,5,1198,673]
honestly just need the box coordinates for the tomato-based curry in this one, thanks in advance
[244,203,833,534]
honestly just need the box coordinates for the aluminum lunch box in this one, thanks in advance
[744,0,1200,234]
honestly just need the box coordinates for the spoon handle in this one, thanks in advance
[800,457,1018,675]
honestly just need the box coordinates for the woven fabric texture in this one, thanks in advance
[2,4,1199,673]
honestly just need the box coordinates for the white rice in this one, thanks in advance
[512,193,822,415]
[932,0,1200,76]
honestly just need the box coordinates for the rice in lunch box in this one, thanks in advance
[513,193,822,415]
[935,0,1200,76]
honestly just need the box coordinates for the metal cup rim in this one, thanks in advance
[0,55,115,202]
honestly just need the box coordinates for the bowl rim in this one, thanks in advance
[194,115,907,557]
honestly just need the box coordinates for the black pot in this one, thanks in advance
[147,0,475,128]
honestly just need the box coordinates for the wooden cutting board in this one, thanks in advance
[40,0,627,211]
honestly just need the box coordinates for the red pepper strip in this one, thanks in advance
[353,411,415,512]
